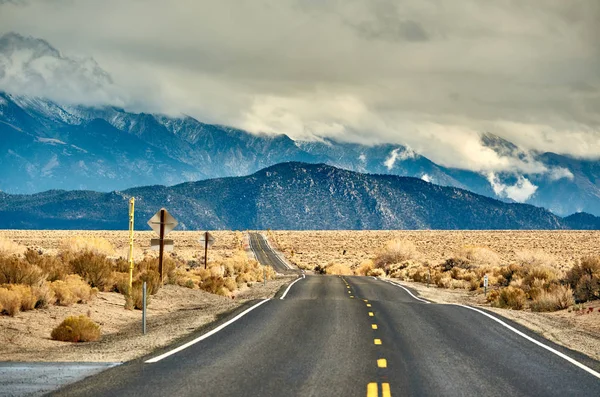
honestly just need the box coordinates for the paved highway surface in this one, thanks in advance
[52,273,600,396]
[248,232,296,274]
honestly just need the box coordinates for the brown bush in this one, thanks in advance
[31,282,56,308]
[138,270,161,295]
[373,240,419,270]
[51,275,96,306]
[51,315,101,342]
[124,281,150,310]
[199,276,228,296]
[565,257,600,303]
[530,285,574,312]
[70,250,113,290]
[323,262,353,275]
[25,249,69,282]
[492,286,526,310]
[0,237,26,256]
[59,236,115,256]
[0,287,22,316]
[0,255,45,286]
[7,284,37,311]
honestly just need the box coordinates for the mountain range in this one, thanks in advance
[2,92,600,217]
[1,162,598,230]
[1,32,599,218]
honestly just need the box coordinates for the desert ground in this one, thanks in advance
[270,230,600,271]
[0,230,293,362]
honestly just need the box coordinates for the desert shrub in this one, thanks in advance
[565,257,600,302]
[499,264,521,286]
[51,275,96,306]
[6,284,37,311]
[31,282,56,308]
[373,240,418,270]
[59,236,115,256]
[70,250,113,290]
[516,250,556,268]
[323,263,353,275]
[51,315,101,342]
[0,255,45,286]
[138,270,161,295]
[124,281,150,310]
[0,287,22,316]
[199,276,227,295]
[492,286,526,310]
[224,277,237,292]
[530,285,574,312]
[114,257,130,273]
[442,257,471,272]
[25,249,69,282]
[456,246,500,267]
[368,268,386,277]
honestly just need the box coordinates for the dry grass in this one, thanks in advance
[491,286,527,310]
[0,237,26,256]
[59,236,115,256]
[50,275,97,306]
[50,315,101,342]
[70,250,113,290]
[530,285,575,312]
[0,255,45,286]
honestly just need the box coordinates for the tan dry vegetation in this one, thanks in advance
[0,230,291,362]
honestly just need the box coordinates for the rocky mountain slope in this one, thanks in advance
[1,162,590,230]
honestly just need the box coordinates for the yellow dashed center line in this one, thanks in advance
[350,296,355,298]
[374,339,382,345]
[371,324,378,330]
[368,312,374,317]
[366,303,372,307]
[363,299,368,302]
[377,358,387,368]
[367,383,378,397]
[382,383,391,397]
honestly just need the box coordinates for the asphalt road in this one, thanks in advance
[52,275,600,397]
[248,232,296,274]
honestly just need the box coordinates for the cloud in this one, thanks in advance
[0,0,599,171]
[487,172,538,203]
[548,167,574,181]
[0,32,125,106]
[384,147,416,170]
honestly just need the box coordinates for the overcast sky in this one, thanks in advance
[1,0,599,175]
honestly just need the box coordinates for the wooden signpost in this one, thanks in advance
[199,231,216,269]
[147,208,178,283]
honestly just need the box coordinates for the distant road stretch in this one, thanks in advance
[53,275,600,397]
[248,232,296,274]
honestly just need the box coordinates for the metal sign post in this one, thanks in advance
[147,208,178,283]
[484,274,489,297]
[128,197,135,291]
[199,232,216,269]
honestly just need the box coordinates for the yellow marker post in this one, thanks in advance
[128,197,135,291]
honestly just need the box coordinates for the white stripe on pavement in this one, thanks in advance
[145,299,271,363]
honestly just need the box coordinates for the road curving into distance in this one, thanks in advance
[248,232,297,274]
[52,274,600,397]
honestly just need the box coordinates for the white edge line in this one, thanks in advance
[280,276,303,300]
[385,280,431,304]
[261,233,293,270]
[456,304,600,380]
[145,298,271,363]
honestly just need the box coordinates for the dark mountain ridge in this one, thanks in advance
[2,162,595,230]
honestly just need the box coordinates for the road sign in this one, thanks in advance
[151,238,174,252]
[483,274,489,288]
[147,208,178,236]
[198,232,216,248]
[199,231,217,269]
